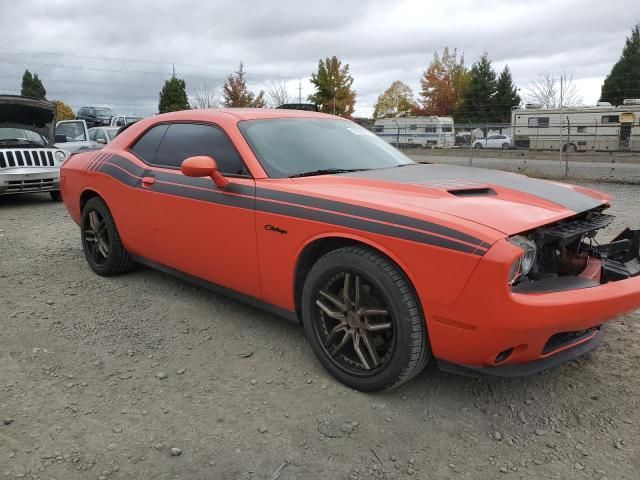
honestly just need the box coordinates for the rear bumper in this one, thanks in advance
[0,168,60,195]
[426,238,640,373]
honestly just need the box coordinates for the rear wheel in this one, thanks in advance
[301,246,431,391]
[474,143,483,149]
[501,143,510,150]
[81,197,135,276]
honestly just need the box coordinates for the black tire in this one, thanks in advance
[50,191,62,201]
[474,143,483,149]
[501,143,510,150]
[301,246,431,391]
[81,196,135,276]
[562,143,577,153]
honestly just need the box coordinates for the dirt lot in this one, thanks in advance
[1,181,639,480]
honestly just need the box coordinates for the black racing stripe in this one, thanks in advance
[150,181,255,210]
[98,163,141,187]
[256,200,480,254]
[255,187,489,249]
[100,155,485,255]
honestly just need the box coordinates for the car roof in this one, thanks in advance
[150,108,338,123]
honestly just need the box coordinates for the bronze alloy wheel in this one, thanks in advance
[83,209,110,266]
[314,270,396,374]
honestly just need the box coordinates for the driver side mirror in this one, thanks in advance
[181,156,229,189]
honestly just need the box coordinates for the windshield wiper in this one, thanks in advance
[289,168,369,178]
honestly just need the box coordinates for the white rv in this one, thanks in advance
[511,99,640,152]
[372,116,455,148]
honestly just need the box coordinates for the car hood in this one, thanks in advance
[0,95,56,142]
[285,164,609,237]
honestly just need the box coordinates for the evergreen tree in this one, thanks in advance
[222,62,266,108]
[308,56,356,117]
[600,24,640,106]
[158,76,190,113]
[373,80,415,118]
[21,70,47,99]
[493,65,520,122]
[455,54,497,123]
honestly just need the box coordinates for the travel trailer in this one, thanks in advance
[373,116,455,148]
[511,99,640,152]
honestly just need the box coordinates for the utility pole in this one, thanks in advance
[333,87,337,116]
[172,64,176,78]
[298,81,302,104]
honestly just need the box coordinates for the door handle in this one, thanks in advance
[141,176,156,187]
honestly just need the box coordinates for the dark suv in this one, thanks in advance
[76,106,115,128]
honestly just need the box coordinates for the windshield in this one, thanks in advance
[239,118,414,178]
[95,108,114,118]
[0,127,47,145]
[56,122,87,142]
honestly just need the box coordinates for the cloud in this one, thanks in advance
[0,0,637,116]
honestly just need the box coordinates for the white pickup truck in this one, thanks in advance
[54,119,100,153]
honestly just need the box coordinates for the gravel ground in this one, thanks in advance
[1,181,639,480]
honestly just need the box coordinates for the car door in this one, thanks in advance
[123,122,261,299]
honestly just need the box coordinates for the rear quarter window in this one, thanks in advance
[130,124,169,163]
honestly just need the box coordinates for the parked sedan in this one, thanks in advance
[60,109,640,391]
[473,134,512,149]
[88,126,120,146]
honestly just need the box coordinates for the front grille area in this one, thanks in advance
[6,178,56,192]
[542,326,600,355]
[0,149,56,169]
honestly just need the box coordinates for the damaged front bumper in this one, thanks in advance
[427,215,640,377]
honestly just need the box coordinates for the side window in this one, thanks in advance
[441,126,452,133]
[373,126,383,133]
[601,115,619,124]
[153,123,247,175]
[130,124,169,163]
[528,117,549,128]
[425,127,436,133]
[409,124,417,131]
[88,129,97,141]
[78,108,86,117]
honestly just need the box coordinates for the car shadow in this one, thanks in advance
[0,193,56,207]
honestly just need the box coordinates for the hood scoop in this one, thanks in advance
[447,187,497,197]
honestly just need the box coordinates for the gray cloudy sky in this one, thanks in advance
[1,0,638,117]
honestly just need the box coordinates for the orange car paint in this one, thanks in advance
[61,109,640,371]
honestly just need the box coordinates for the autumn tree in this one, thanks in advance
[493,66,521,122]
[372,81,415,118]
[419,48,468,116]
[455,54,497,122]
[308,56,356,117]
[600,24,640,106]
[21,70,47,99]
[223,62,266,108]
[158,76,190,113]
[54,100,75,120]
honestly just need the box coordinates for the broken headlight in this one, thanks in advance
[508,235,537,285]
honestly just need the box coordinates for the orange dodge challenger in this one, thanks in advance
[60,109,640,391]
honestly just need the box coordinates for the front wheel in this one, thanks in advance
[81,196,135,276]
[301,246,431,391]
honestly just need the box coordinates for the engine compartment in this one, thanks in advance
[513,209,640,291]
